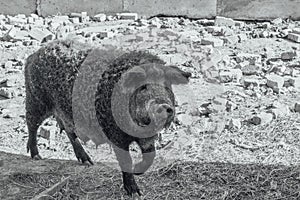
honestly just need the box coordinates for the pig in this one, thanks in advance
[25,39,191,198]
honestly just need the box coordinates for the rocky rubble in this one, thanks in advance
[0,13,300,165]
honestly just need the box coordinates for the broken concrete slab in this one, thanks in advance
[266,74,285,93]
[287,33,300,43]
[215,16,235,27]
[28,28,54,43]
[201,37,224,47]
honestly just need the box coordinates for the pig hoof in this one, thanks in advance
[33,154,42,160]
[132,193,142,200]
[125,185,142,197]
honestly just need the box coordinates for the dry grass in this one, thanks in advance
[48,161,300,200]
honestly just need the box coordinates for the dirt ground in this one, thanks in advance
[0,14,300,199]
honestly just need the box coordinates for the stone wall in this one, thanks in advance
[0,0,299,20]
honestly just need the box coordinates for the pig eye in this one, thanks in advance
[140,85,147,91]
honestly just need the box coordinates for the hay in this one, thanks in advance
[49,161,300,199]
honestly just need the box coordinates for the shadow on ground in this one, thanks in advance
[0,151,300,200]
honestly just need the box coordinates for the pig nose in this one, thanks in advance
[156,104,174,116]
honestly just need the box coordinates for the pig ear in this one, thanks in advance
[121,66,146,90]
[165,66,191,85]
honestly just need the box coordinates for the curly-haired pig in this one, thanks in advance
[25,40,191,198]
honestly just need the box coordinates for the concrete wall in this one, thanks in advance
[218,0,300,20]
[39,0,123,16]
[0,0,36,15]
[0,0,300,20]
[123,0,216,18]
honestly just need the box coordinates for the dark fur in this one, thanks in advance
[25,40,190,197]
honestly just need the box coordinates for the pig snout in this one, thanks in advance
[149,102,175,129]
[156,104,174,117]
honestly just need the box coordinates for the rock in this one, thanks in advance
[271,18,283,25]
[0,88,15,99]
[176,113,195,126]
[0,79,16,87]
[94,13,106,22]
[283,77,295,87]
[28,28,54,43]
[268,103,290,118]
[228,118,242,130]
[215,16,235,27]
[219,70,233,83]
[288,33,300,43]
[249,112,273,125]
[241,64,261,76]
[237,34,248,42]
[201,37,224,47]
[243,78,260,88]
[224,35,239,44]
[4,61,13,69]
[80,12,89,23]
[212,97,227,112]
[281,51,297,60]
[295,103,300,113]
[69,17,80,24]
[39,126,52,140]
[118,13,138,20]
[236,53,261,65]
[235,21,245,27]
[266,74,285,93]
[226,101,237,112]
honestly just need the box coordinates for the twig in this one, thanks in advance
[31,176,70,200]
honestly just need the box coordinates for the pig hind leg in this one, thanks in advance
[26,94,52,159]
[65,131,93,165]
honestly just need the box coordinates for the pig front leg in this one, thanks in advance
[134,138,156,175]
[113,146,142,198]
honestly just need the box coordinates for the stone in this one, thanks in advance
[236,53,261,65]
[266,74,285,93]
[237,34,247,42]
[94,13,106,22]
[201,37,224,47]
[295,103,300,113]
[250,112,273,125]
[283,77,295,87]
[118,13,138,20]
[176,113,194,126]
[215,16,235,27]
[235,21,245,27]
[271,18,283,25]
[4,61,13,69]
[219,70,233,83]
[69,17,80,24]
[288,33,300,43]
[292,28,300,35]
[39,126,52,140]
[268,103,290,118]
[228,118,242,130]
[28,28,54,43]
[243,78,260,88]
[0,88,14,99]
[241,65,261,76]
[206,26,223,34]
[281,51,297,60]
[212,97,227,112]
[81,12,89,22]
[0,79,16,87]
[224,35,239,44]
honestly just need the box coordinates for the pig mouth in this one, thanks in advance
[136,117,151,127]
